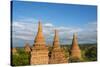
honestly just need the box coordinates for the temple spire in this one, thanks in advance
[31,20,48,64]
[49,29,67,64]
[70,32,81,59]
[38,20,42,32]
[34,21,45,43]
[53,30,60,48]
[71,33,79,50]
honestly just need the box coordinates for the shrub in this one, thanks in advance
[85,46,97,61]
[11,48,30,66]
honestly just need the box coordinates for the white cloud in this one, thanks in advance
[77,21,97,43]
[14,35,34,41]
[12,22,25,30]
[12,21,37,41]
[12,19,97,46]
[44,23,54,27]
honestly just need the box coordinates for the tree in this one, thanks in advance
[85,46,97,61]
[69,57,83,63]
[12,48,30,66]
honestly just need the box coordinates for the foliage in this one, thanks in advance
[12,43,97,66]
[84,46,97,61]
[69,57,83,63]
[62,47,69,58]
[11,48,30,66]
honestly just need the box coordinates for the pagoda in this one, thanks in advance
[12,48,17,54]
[24,43,31,53]
[70,33,81,59]
[49,30,67,64]
[12,47,19,56]
[30,21,49,65]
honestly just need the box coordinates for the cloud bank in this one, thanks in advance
[12,18,97,47]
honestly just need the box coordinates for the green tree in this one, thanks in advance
[69,57,83,63]
[12,48,30,66]
[85,46,97,61]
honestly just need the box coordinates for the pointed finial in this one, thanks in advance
[55,29,57,35]
[38,20,42,32]
[73,32,77,39]
[54,29,59,39]
[74,32,77,36]
[53,29,60,48]
[38,20,41,24]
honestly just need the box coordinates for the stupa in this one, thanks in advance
[49,30,67,64]
[70,33,81,59]
[24,43,31,53]
[12,48,17,54]
[12,47,19,56]
[30,21,49,65]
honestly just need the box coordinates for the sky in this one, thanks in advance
[12,1,97,47]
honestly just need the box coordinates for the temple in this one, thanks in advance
[70,33,81,59]
[30,21,49,65]
[12,48,17,54]
[24,43,31,53]
[11,18,84,65]
[49,30,68,64]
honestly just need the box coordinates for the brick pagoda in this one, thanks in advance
[49,30,67,64]
[12,48,17,54]
[24,43,31,53]
[30,21,49,65]
[70,33,81,59]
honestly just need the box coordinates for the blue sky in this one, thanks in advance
[12,1,97,47]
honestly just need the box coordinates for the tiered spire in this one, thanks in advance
[71,33,80,50]
[70,33,81,59]
[53,30,60,48]
[34,21,46,48]
[30,21,48,65]
[49,30,67,64]
[38,21,42,32]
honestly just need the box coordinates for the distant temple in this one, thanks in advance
[49,30,68,64]
[70,33,81,59]
[24,43,31,53]
[30,21,49,65]
[12,48,17,54]
[12,47,18,55]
